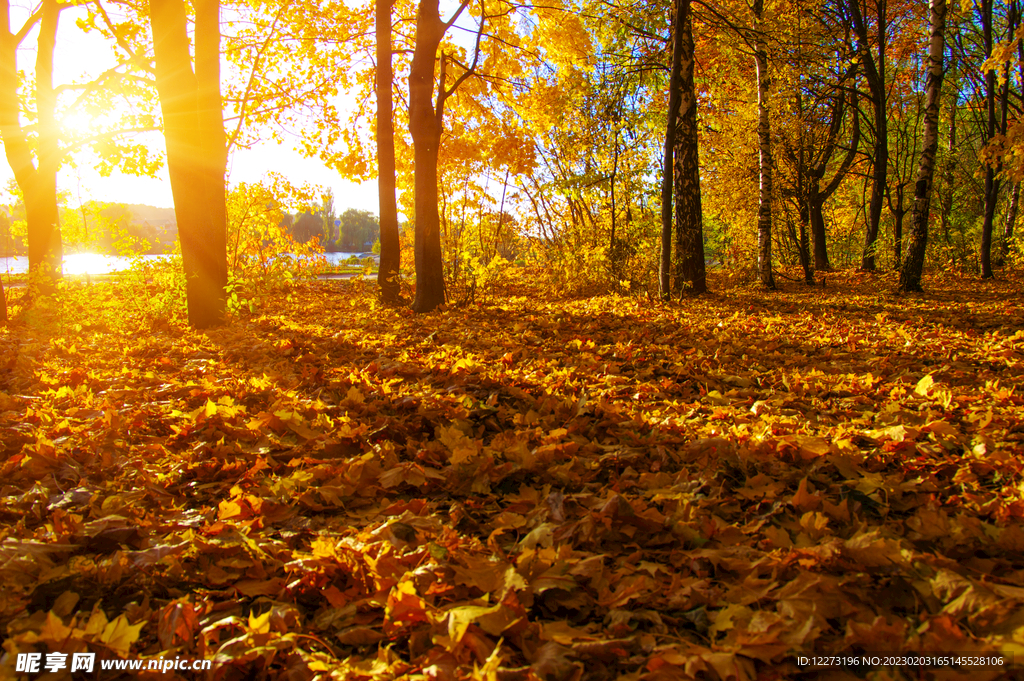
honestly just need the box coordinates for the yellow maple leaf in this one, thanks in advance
[100,615,144,656]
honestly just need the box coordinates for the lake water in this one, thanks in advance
[0,251,378,276]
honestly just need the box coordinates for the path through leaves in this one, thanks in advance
[1,271,1024,680]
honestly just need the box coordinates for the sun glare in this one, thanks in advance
[63,252,114,275]
[61,110,95,136]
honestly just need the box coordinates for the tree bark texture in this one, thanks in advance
[899,0,945,292]
[753,0,775,289]
[659,0,686,301]
[376,0,402,304]
[850,0,888,271]
[150,0,228,328]
[409,0,449,313]
[0,0,63,293]
[672,0,706,294]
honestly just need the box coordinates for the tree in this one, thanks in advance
[149,0,228,328]
[0,0,63,293]
[975,0,1018,277]
[376,0,402,303]
[753,0,775,289]
[850,0,889,271]
[899,0,946,291]
[318,188,337,247]
[672,0,706,294]
[338,209,380,250]
[660,0,687,300]
[408,0,482,313]
[775,0,860,277]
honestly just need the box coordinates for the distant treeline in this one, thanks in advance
[282,208,380,253]
[0,203,382,258]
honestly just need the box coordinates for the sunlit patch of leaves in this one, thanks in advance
[1,270,1024,680]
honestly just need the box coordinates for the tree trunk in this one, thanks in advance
[1000,181,1019,266]
[659,0,686,301]
[408,0,448,313]
[672,0,706,294]
[610,129,617,253]
[808,193,830,270]
[893,199,904,270]
[899,0,946,292]
[938,59,956,250]
[851,0,888,271]
[797,202,813,284]
[376,0,401,304]
[0,0,63,294]
[753,0,775,289]
[150,0,228,328]
[808,88,860,272]
[980,0,998,279]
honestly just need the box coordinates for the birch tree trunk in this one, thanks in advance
[899,0,946,292]
[753,0,775,289]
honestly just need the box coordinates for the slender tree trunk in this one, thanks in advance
[938,62,956,249]
[980,0,998,279]
[409,0,448,313]
[809,192,830,270]
[660,0,686,301]
[899,0,946,292]
[610,129,617,252]
[672,0,706,294]
[150,0,228,328]
[0,0,63,295]
[893,198,904,270]
[1001,182,1019,265]
[376,0,401,303]
[495,167,509,261]
[851,0,888,271]
[753,0,775,289]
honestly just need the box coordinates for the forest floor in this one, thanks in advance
[1,269,1024,680]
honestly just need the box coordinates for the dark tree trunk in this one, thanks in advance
[899,0,946,292]
[376,0,401,303]
[659,0,686,301]
[809,88,860,272]
[0,0,63,294]
[850,0,888,271]
[753,0,775,289]
[980,0,998,279]
[150,0,228,328]
[797,202,814,284]
[672,0,706,294]
[408,0,448,313]
[809,195,830,270]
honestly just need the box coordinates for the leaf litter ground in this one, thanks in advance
[1,270,1024,681]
